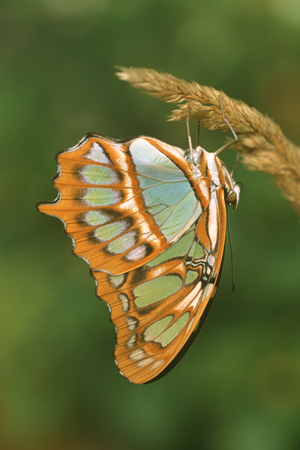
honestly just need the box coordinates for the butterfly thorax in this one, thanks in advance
[185,145,240,212]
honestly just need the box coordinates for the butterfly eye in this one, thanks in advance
[226,183,241,211]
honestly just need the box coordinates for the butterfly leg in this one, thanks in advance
[186,108,201,165]
[214,95,238,155]
[196,120,201,148]
[186,107,193,152]
[230,153,240,177]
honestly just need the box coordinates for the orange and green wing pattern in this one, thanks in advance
[38,134,229,383]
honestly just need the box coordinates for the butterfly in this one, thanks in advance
[37,125,240,384]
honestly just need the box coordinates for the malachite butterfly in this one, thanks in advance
[37,130,240,384]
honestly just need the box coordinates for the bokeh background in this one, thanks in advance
[1,0,300,449]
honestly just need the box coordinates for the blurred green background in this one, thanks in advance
[1,0,300,449]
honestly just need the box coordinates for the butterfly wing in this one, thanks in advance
[38,134,227,383]
[38,134,202,273]
[97,185,227,384]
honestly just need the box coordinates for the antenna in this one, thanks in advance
[226,207,236,292]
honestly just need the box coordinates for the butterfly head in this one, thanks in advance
[225,181,241,211]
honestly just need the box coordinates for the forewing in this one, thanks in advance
[38,134,202,275]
